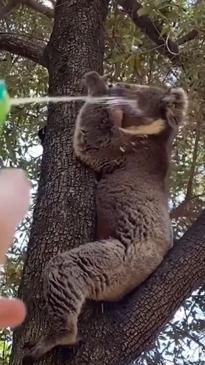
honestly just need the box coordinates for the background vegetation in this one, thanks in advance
[0,0,205,364]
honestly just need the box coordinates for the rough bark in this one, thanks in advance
[9,1,205,365]
[10,0,108,364]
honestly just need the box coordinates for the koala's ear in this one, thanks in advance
[110,107,123,128]
[161,87,188,122]
[82,71,107,96]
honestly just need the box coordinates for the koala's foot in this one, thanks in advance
[23,323,78,361]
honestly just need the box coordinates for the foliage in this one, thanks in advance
[0,0,205,364]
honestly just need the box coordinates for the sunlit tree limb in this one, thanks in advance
[0,33,47,67]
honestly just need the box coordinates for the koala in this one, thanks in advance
[24,72,188,360]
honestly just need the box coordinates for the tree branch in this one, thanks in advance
[68,208,205,365]
[170,198,191,219]
[172,324,205,351]
[170,194,204,220]
[118,0,200,65]
[0,0,54,19]
[0,0,19,18]
[186,127,200,199]
[177,29,199,45]
[22,0,54,18]
[118,0,180,64]
[170,126,201,220]
[0,33,47,67]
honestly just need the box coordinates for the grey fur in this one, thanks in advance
[24,71,188,360]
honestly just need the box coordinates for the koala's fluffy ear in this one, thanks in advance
[82,71,107,96]
[161,87,188,125]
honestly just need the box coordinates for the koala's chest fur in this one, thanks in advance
[96,138,171,245]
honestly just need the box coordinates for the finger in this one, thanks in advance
[0,298,26,328]
[0,169,31,264]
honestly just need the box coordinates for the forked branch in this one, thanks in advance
[118,0,180,63]
[118,0,199,64]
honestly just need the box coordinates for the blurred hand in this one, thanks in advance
[0,169,30,328]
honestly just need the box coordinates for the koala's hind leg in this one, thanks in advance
[24,238,129,360]
[24,269,84,360]
[24,312,79,361]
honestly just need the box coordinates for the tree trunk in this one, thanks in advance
[10,1,109,364]
[10,2,205,365]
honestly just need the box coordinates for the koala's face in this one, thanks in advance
[108,82,187,132]
[80,71,187,141]
[109,83,167,121]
